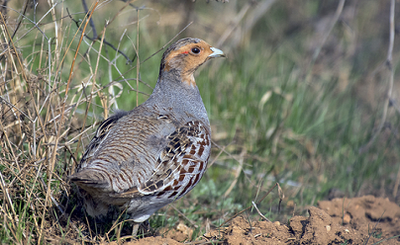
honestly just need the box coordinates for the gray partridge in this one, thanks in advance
[70,37,224,233]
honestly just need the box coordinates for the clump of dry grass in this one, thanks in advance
[0,0,149,242]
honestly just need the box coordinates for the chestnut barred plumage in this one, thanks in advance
[70,37,225,234]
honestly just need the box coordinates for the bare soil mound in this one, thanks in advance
[120,195,400,244]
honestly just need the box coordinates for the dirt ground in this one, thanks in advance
[110,195,400,245]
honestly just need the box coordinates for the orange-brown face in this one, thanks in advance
[162,39,224,86]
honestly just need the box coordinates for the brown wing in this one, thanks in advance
[136,120,211,199]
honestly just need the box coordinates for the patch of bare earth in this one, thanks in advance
[121,195,400,244]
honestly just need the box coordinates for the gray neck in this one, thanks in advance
[144,71,209,124]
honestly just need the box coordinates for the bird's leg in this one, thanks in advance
[132,222,140,238]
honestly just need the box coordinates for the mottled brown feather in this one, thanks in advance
[70,37,224,224]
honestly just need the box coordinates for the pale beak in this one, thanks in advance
[209,47,225,58]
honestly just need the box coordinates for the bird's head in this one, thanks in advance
[160,38,225,87]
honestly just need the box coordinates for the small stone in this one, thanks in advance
[343,213,351,224]
[274,221,280,227]
[177,223,191,235]
[326,225,331,232]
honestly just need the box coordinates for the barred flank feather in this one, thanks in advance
[70,38,224,225]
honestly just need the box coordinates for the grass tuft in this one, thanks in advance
[1,0,399,243]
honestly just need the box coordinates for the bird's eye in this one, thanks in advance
[191,47,201,54]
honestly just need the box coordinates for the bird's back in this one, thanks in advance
[71,92,211,220]
[70,37,223,223]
